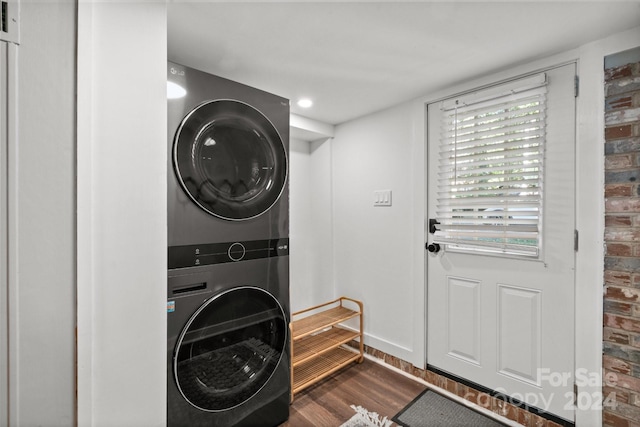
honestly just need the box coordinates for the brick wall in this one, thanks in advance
[603,59,640,427]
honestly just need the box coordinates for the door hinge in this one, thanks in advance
[574,230,579,252]
[574,75,579,98]
[573,383,578,405]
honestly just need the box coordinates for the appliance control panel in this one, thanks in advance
[168,238,289,270]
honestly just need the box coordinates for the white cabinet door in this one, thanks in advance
[427,63,576,422]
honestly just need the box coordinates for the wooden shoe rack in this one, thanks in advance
[290,297,364,400]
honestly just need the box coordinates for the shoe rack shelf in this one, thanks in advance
[290,297,364,399]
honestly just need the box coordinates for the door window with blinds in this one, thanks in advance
[433,73,547,258]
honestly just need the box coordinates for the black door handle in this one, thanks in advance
[426,243,441,253]
[429,218,440,234]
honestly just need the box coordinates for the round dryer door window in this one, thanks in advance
[174,287,287,412]
[173,99,287,220]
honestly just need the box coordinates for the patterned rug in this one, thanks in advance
[340,405,395,427]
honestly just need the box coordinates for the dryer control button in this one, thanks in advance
[228,242,246,262]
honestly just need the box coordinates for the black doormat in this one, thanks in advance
[392,389,506,427]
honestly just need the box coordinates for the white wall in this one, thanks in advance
[289,137,334,312]
[308,138,335,307]
[289,138,313,312]
[332,102,420,363]
[77,2,167,426]
[10,2,76,425]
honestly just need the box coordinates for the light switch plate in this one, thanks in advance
[373,190,392,206]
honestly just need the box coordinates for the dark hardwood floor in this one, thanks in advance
[281,358,426,426]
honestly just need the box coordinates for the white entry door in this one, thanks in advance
[427,63,576,422]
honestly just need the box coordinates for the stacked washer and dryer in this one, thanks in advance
[166,62,290,426]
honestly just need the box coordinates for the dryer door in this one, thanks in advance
[173,100,287,220]
[174,287,287,412]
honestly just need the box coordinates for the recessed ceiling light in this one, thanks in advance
[167,81,187,99]
[297,99,313,108]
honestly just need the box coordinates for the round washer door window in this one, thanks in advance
[173,100,287,220]
[174,287,287,412]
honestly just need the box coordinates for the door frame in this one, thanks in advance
[1,40,17,427]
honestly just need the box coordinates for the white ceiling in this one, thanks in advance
[168,1,640,126]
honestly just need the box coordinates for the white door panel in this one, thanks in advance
[446,276,481,365]
[497,284,541,385]
[427,63,576,422]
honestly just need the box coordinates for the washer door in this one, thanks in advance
[174,287,287,412]
[173,100,287,220]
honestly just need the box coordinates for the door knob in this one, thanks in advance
[426,243,441,253]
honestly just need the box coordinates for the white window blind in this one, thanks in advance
[434,74,548,257]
